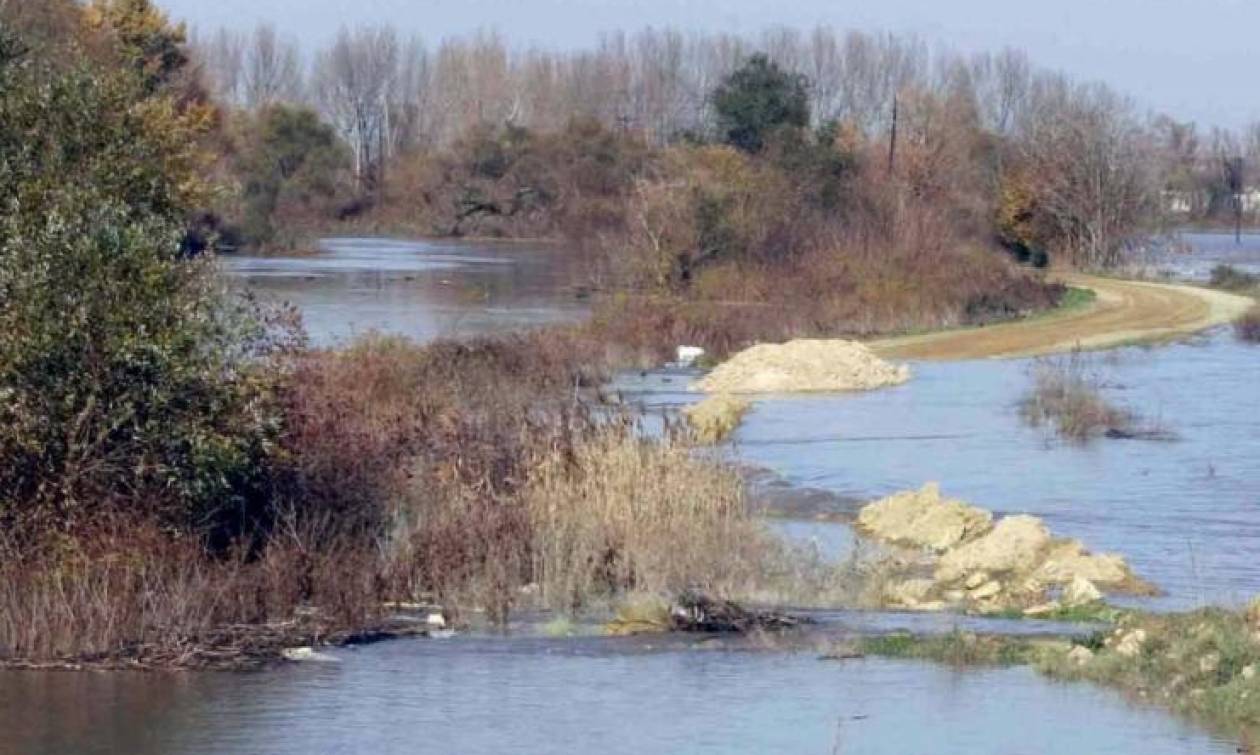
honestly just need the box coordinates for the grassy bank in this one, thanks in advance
[855,604,1260,743]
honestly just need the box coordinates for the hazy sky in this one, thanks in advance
[158,0,1260,129]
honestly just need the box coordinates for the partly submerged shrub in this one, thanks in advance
[525,427,764,611]
[1234,307,1260,344]
[683,394,752,444]
[1020,352,1136,442]
[1210,264,1260,292]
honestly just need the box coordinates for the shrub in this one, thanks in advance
[1210,264,1259,292]
[234,104,353,247]
[0,46,291,542]
[1235,307,1260,343]
[1020,352,1137,442]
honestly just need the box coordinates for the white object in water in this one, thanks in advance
[676,346,705,367]
[281,647,339,663]
[426,612,447,628]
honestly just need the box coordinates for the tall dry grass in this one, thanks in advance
[0,519,388,665]
[525,428,762,610]
[1020,352,1136,442]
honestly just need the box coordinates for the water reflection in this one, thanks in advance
[222,237,588,346]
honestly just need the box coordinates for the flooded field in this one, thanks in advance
[1,235,1255,754]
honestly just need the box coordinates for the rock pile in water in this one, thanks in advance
[857,483,1154,614]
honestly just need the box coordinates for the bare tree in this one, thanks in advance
[313,25,401,191]
[1013,80,1157,267]
[243,24,303,108]
[190,27,245,105]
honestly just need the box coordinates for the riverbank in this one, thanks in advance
[857,602,1260,746]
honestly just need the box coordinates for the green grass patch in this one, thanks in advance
[1058,286,1097,312]
[860,630,1042,667]
[1038,607,1260,742]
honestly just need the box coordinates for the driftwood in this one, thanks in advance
[0,615,436,672]
[669,590,808,634]
[449,187,538,235]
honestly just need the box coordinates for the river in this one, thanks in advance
[1,235,1255,754]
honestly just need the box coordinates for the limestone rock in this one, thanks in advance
[1200,653,1220,674]
[281,647,339,663]
[1032,540,1135,588]
[857,483,993,553]
[936,515,1051,583]
[1115,628,1147,658]
[886,578,936,607]
[969,580,1002,601]
[683,393,751,444]
[1068,645,1095,666]
[1062,576,1103,607]
[1024,601,1062,617]
[906,600,948,613]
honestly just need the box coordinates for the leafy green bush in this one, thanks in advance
[236,104,352,247]
[0,35,290,543]
[712,54,810,153]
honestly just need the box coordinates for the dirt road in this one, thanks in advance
[869,274,1254,361]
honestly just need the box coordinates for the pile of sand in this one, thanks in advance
[694,339,911,394]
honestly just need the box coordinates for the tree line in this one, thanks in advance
[195,24,1199,267]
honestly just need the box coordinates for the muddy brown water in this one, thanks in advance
[0,235,1254,754]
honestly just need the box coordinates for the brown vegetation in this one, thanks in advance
[0,328,821,667]
[1020,352,1140,442]
[1235,307,1260,343]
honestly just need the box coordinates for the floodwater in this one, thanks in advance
[627,331,1260,612]
[222,237,587,346]
[0,636,1234,755]
[1141,230,1260,280]
[1,235,1255,754]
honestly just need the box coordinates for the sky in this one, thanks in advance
[158,0,1260,129]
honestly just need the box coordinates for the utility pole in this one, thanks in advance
[887,93,899,176]
[1224,156,1245,244]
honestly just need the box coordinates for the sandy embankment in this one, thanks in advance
[870,274,1255,362]
[695,276,1250,393]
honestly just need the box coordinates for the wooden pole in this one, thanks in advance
[887,94,899,176]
